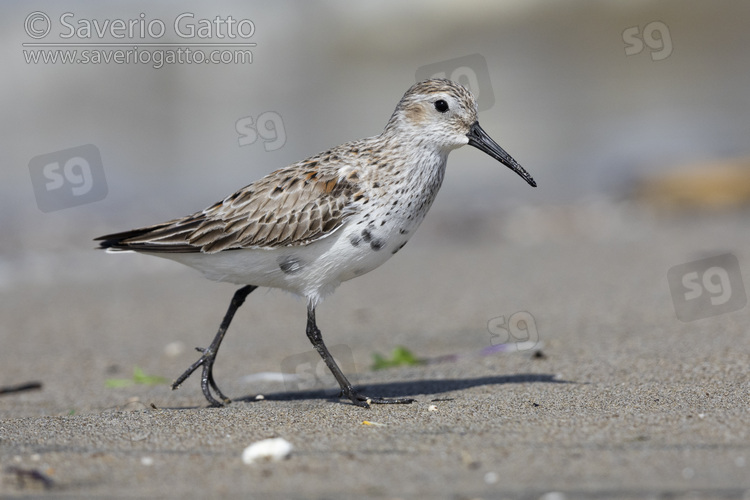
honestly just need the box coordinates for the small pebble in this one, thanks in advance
[141,456,154,466]
[255,394,265,400]
[428,405,438,412]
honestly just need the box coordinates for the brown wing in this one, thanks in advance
[96,159,367,254]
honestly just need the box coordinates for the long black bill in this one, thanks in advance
[467,122,536,187]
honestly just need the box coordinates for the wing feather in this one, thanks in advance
[96,157,363,254]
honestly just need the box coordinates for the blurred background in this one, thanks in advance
[2,0,749,333]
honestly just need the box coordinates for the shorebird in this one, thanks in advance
[96,78,536,407]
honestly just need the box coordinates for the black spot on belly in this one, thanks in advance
[350,235,361,247]
[278,255,304,275]
[399,228,409,235]
[361,228,383,251]
[391,241,408,255]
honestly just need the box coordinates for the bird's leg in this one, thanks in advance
[172,285,257,407]
[305,304,415,407]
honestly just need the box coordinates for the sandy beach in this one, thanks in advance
[2,205,749,498]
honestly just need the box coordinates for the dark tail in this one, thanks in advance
[94,218,203,253]
[95,227,157,251]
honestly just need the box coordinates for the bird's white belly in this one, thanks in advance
[154,218,412,305]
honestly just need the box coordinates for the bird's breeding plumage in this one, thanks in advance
[96,79,536,408]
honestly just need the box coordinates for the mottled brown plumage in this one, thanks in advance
[97,157,369,253]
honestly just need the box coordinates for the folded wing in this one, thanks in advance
[96,161,365,254]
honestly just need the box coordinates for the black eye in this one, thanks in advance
[434,99,449,113]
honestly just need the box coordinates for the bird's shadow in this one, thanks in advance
[233,373,575,405]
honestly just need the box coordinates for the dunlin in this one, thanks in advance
[96,79,536,407]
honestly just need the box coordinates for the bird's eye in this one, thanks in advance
[434,99,449,113]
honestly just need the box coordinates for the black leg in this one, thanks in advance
[171,285,257,407]
[305,304,415,407]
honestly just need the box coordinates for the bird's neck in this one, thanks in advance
[375,134,448,198]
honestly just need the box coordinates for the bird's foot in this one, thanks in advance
[171,346,231,407]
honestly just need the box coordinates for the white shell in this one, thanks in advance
[241,438,293,464]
